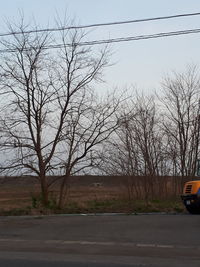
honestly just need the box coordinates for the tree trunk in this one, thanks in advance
[40,175,49,206]
[58,174,70,209]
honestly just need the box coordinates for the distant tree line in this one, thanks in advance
[100,65,200,200]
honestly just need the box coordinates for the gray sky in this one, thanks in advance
[0,0,200,94]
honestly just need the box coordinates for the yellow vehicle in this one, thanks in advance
[181,180,200,214]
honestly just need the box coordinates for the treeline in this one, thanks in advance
[100,66,200,191]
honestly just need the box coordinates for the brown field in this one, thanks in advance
[0,175,189,215]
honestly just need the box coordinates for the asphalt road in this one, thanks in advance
[0,213,199,266]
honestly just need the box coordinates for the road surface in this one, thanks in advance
[0,213,199,266]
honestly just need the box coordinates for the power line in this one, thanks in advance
[72,28,200,46]
[0,12,200,38]
[0,27,199,53]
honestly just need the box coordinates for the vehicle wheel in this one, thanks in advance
[185,206,200,214]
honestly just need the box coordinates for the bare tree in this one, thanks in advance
[101,93,167,200]
[103,94,166,173]
[55,91,121,207]
[160,65,200,185]
[0,19,121,208]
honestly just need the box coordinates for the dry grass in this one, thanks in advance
[0,184,119,209]
[0,185,33,210]
[0,180,185,215]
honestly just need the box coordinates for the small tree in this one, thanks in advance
[101,93,167,200]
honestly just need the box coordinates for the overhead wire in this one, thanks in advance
[0,11,200,37]
[0,12,199,53]
[66,28,200,46]
[0,27,200,53]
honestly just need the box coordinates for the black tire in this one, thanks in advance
[185,205,200,214]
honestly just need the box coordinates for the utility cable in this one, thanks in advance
[0,12,200,38]
[0,27,200,53]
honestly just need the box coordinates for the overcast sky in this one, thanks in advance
[0,0,200,94]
